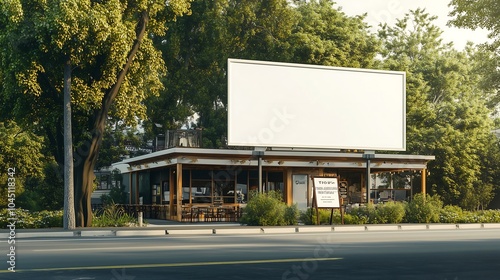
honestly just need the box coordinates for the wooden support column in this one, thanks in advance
[286,169,293,206]
[169,169,174,220]
[421,168,427,195]
[176,163,183,222]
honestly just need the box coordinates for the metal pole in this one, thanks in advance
[253,150,265,193]
[366,157,371,204]
[138,196,143,227]
[363,152,375,205]
[258,156,263,193]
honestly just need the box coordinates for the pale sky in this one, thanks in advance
[334,0,490,50]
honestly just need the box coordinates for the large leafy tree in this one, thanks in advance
[449,0,500,111]
[448,0,500,47]
[0,0,192,226]
[289,0,379,68]
[378,9,499,209]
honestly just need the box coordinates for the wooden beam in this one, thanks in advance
[421,168,427,195]
[176,163,183,222]
[286,169,293,206]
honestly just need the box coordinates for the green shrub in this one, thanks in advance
[36,210,64,228]
[100,178,128,205]
[440,205,464,223]
[343,213,365,224]
[16,162,64,211]
[347,204,375,224]
[475,210,500,223]
[299,208,341,225]
[92,203,137,227]
[439,207,500,224]
[0,208,63,229]
[375,202,406,224]
[405,194,443,223]
[284,203,300,225]
[240,191,293,226]
[455,210,500,223]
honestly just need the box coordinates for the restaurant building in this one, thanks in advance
[111,130,434,222]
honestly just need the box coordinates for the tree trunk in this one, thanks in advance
[63,59,76,230]
[74,137,100,227]
[73,11,150,227]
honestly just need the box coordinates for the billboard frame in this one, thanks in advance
[227,58,406,151]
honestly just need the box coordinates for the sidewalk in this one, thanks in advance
[2,221,500,238]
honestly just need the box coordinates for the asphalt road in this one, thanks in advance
[2,228,500,280]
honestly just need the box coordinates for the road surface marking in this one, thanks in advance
[3,257,343,273]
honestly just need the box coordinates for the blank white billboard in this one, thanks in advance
[227,59,406,151]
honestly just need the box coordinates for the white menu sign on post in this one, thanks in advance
[313,177,341,208]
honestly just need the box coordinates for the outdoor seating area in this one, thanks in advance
[114,203,242,223]
[181,205,242,223]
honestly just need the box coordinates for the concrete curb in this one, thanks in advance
[2,223,499,238]
[115,229,166,237]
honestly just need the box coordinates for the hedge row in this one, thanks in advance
[0,203,138,229]
[301,194,500,225]
[0,208,63,229]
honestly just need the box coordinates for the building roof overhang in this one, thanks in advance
[112,147,435,174]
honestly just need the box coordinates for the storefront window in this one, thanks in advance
[236,170,248,203]
[191,170,212,204]
[213,169,236,204]
[249,170,259,192]
[267,171,284,200]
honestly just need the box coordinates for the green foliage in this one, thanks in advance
[344,202,406,224]
[100,186,128,206]
[0,121,46,208]
[17,162,64,211]
[100,170,127,205]
[440,206,500,223]
[289,0,379,68]
[405,194,443,223]
[240,191,297,226]
[0,0,192,227]
[150,0,380,147]
[449,0,500,49]
[92,203,137,227]
[299,203,405,225]
[299,208,341,225]
[96,121,150,169]
[474,210,500,223]
[346,205,374,224]
[343,213,366,225]
[374,202,406,224]
[0,209,63,229]
[439,205,464,223]
[284,203,300,225]
[378,9,499,209]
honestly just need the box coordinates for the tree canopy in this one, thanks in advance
[449,0,500,113]
[147,0,380,147]
[378,8,500,209]
[0,0,192,226]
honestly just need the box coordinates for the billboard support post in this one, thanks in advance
[253,150,265,193]
[363,152,375,204]
[258,156,262,193]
